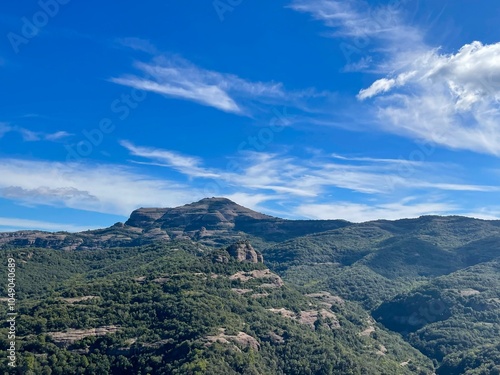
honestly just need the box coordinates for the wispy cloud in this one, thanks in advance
[0,123,72,142]
[45,131,72,141]
[224,192,278,213]
[115,37,159,54]
[1,186,98,206]
[121,140,220,178]
[295,199,459,222]
[0,145,498,222]
[0,217,97,233]
[289,0,426,72]
[357,71,416,100]
[122,142,499,198]
[290,0,418,39]
[111,55,317,115]
[331,153,425,166]
[464,207,500,221]
[0,159,201,215]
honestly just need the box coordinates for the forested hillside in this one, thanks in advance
[1,198,499,374]
[0,242,433,374]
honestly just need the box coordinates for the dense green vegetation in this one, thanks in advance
[374,260,500,374]
[0,243,433,374]
[263,216,500,373]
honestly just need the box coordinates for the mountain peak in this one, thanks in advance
[125,197,271,232]
[197,197,237,204]
[121,197,351,247]
[181,197,264,213]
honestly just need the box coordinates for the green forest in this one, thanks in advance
[1,243,433,374]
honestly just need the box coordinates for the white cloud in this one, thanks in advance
[357,71,416,99]
[224,192,278,213]
[121,140,220,178]
[123,142,498,198]
[359,41,500,155]
[0,148,497,223]
[111,57,296,114]
[18,128,41,141]
[290,0,426,71]
[330,153,425,166]
[295,200,459,222]
[115,37,158,54]
[113,74,241,113]
[0,217,98,232]
[291,1,500,156]
[45,131,72,141]
[290,0,415,39]
[0,159,201,215]
[464,207,500,221]
[0,124,72,142]
[1,186,98,206]
[358,78,398,99]
[414,183,499,192]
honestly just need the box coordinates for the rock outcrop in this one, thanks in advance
[226,241,263,263]
[125,208,169,228]
[48,326,121,345]
[229,269,284,287]
[206,329,260,351]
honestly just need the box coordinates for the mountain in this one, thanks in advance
[125,197,351,245]
[1,198,500,374]
[0,198,349,250]
[264,216,500,305]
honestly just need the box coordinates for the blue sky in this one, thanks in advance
[1,0,500,231]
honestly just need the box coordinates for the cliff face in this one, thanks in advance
[226,241,264,263]
[123,197,279,247]
[126,208,169,228]
[126,197,272,229]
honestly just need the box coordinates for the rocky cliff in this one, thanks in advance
[226,241,264,263]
